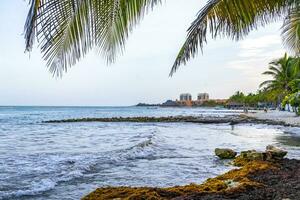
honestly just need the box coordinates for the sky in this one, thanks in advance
[0,1,286,106]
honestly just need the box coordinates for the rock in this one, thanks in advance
[266,145,287,160]
[232,147,288,166]
[233,150,266,166]
[240,150,266,161]
[215,148,237,159]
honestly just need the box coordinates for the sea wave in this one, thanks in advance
[0,153,101,200]
[115,131,188,161]
[0,178,56,200]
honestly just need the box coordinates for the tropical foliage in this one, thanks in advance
[24,0,161,76]
[282,92,300,114]
[229,53,300,114]
[24,0,300,76]
[171,0,300,75]
[260,53,300,114]
[260,53,300,95]
[228,90,278,108]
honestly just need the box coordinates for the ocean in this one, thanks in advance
[0,106,300,200]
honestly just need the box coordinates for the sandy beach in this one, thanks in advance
[246,110,300,127]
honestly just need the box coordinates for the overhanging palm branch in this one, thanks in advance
[282,7,300,54]
[25,0,300,76]
[259,80,276,88]
[170,0,299,76]
[25,0,160,76]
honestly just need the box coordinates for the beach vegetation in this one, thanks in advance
[228,90,278,108]
[260,53,300,98]
[282,92,300,114]
[259,53,300,114]
[229,53,300,112]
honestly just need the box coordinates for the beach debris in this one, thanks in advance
[224,179,240,189]
[215,148,237,159]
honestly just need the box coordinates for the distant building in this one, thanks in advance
[178,93,193,106]
[197,93,209,101]
[180,93,192,101]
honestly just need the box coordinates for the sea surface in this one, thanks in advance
[1,106,300,200]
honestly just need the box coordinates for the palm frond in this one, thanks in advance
[262,71,277,76]
[268,66,283,75]
[170,0,291,76]
[259,80,275,88]
[282,7,300,55]
[24,0,161,76]
[94,0,161,63]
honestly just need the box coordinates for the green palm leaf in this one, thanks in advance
[282,8,300,55]
[24,0,161,76]
[170,0,292,76]
[259,80,275,88]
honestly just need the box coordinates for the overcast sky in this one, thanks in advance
[0,0,285,106]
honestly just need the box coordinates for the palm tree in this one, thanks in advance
[260,53,300,101]
[24,0,300,76]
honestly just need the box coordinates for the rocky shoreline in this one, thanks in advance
[43,114,299,127]
[83,146,299,200]
[45,113,300,199]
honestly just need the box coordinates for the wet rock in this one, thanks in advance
[215,148,237,159]
[233,147,288,166]
[266,145,287,160]
[233,150,266,166]
[240,150,266,161]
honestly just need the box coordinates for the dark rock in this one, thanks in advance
[266,145,287,160]
[215,148,237,159]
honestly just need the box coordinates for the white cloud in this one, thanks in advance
[237,35,282,58]
[225,34,285,92]
[240,35,281,50]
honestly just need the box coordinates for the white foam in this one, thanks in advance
[1,178,56,199]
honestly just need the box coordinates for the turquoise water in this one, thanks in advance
[0,106,300,200]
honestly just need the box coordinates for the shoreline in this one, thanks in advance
[245,110,300,127]
[43,111,300,127]
[42,110,300,199]
[46,110,300,199]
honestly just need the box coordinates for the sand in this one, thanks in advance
[246,110,300,126]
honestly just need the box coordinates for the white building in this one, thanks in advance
[197,93,209,101]
[180,93,192,101]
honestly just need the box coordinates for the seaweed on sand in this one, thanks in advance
[82,160,277,200]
